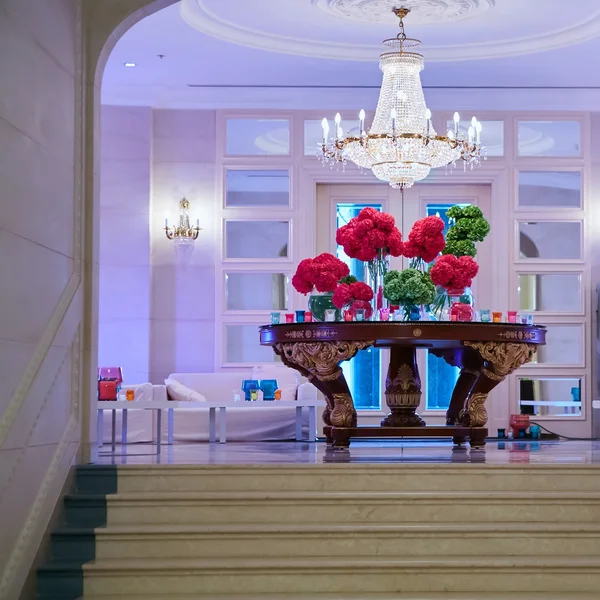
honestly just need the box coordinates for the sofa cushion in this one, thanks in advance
[166,378,208,402]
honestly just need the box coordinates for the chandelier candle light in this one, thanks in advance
[164,197,201,265]
[319,7,485,189]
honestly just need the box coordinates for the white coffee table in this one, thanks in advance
[97,399,323,449]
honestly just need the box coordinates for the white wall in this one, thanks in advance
[99,108,218,383]
[0,0,82,596]
[150,109,217,381]
[99,105,152,385]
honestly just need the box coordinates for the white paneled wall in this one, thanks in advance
[149,109,217,382]
[0,0,82,597]
[99,105,152,385]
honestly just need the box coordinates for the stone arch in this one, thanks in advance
[81,0,179,457]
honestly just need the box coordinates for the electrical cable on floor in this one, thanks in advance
[529,421,600,442]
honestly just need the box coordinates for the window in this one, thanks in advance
[225,220,290,260]
[424,203,470,411]
[225,272,289,311]
[517,273,582,313]
[519,377,582,418]
[225,170,290,207]
[518,171,581,209]
[518,121,581,157]
[226,119,290,155]
[518,221,582,260]
[446,120,504,157]
[304,119,361,156]
[336,202,382,410]
[225,325,280,364]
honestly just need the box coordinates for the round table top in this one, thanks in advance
[260,321,546,348]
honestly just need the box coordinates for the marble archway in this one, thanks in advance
[81,0,179,460]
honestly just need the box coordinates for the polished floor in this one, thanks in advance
[93,439,600,465]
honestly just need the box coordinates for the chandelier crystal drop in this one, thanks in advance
[319,7,486,189]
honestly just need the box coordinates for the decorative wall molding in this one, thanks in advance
[181,0,600,63]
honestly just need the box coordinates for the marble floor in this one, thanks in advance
[92,439,600,465]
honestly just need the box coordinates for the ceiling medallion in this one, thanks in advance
[318,7,485,189]
[312,0,494,25]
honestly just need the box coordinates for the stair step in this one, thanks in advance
[79,594,600,600]
[91,522,600,559]
[98,491,600,525]
[82,556,600,595]
[112,464,600,493]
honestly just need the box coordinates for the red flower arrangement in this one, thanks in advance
[292,253,350,294]
[402,216,446,263]
[333,281,375,319]
[336,208,403,262]
[430,254,479,290]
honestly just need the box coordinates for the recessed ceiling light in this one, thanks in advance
[124,62,136,67]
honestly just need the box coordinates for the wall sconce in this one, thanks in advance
[164,197,201,265]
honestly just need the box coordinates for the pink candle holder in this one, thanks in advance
[507,311,517,324]
[304,312,313,322]
[285,313,294,323]
[379,308,390,321]
[343,310,353,322]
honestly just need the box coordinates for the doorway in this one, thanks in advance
[316,182,494,428]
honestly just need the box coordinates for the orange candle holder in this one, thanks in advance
[492,311,502,323]
[125,389,135,401]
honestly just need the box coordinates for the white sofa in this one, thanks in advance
[101,366,318,443]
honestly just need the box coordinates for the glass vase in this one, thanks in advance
[308,291,340,322]
[364,254,390,321]
[432,286,474,321]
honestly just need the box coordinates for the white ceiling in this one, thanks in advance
[102,0,600,110]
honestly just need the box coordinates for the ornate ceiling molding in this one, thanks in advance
[181,0,600,62]
[312,0,494,26]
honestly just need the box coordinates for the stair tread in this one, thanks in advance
[83,556,600,572]
[84,522,600,535]
[102,490,600,500]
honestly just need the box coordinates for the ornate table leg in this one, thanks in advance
[381,346,425,427]
[274,341,374,440]
[462,342,538,448]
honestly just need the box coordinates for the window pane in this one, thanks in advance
[225,325,279,363]
[519,378,581,417]
[518,171,581,208]
[226,119,290,155]
[446,120,504,157]
[226,272,289,311]
[336,202,382,410]
[518,273,582,313]
[225,221,289,259]
[425,202,467,410]
[225,170,290,208]
[519,222,581,260]
[305,119,361,156]
[532,325,583,366]
[426,353,458,411]
[518,121,581,157]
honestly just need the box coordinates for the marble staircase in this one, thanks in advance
[39,463,600,598]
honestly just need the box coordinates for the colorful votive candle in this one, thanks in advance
[344,310,353,322]
[492,311,502,323]
[270,312,281,325]
[450,314,458,322]
[285,313,294,323]
[379,308,390,321]
[480,309,491,323]
[507,311,517,324]
[355,308,365,322]
[125,389,135,401]
[304,312,313,322]
[295,310,305,323]
[324,309,337,322]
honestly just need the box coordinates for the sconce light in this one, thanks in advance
[164,197,201,265]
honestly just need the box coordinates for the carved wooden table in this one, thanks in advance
[259,322,546,448]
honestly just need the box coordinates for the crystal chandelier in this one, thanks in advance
[319,7,486,189]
